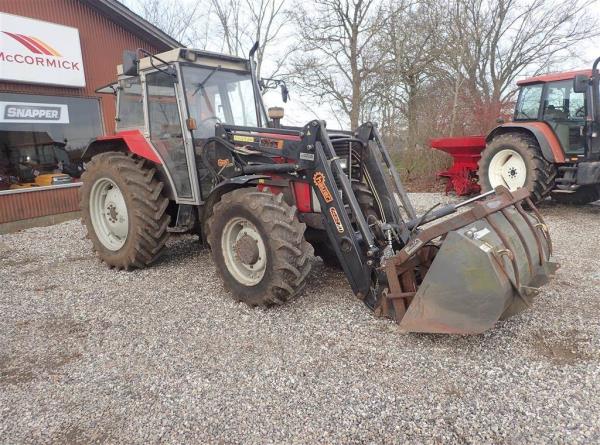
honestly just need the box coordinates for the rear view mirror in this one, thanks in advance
[281,84,289,103]
[573,74,589,94]
[122,50,139,76]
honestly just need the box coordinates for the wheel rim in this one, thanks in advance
[221,217,267,286]
[89,178,129,251]
[488,149,527,190]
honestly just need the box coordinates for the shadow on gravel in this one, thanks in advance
[530,329,593,365]
[0,316,94,386]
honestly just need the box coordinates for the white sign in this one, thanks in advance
[0,12,85,87]
[0,101,70,124]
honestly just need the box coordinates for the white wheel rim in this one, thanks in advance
[89,178,129,251]
[221,217,267,286]
[488,149,527,190]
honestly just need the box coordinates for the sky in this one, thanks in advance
[126,0,600,130]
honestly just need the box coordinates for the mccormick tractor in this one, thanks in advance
[478,58,600,204]
[81,45,557,334]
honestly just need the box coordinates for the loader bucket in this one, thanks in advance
[380,187,558,334]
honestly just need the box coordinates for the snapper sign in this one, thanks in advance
[0,12,85,87]
[0,102,70,124]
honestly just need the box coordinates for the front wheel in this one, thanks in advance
[206,188,314,306]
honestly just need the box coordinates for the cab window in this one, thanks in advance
[515,84,543,120]
[117,77,144,130]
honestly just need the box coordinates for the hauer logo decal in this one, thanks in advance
[0,13,85,87]
[313,172,333,203]
[0,102,70,124]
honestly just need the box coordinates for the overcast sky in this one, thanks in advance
[127,0,600,129]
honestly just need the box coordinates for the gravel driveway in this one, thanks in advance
[1,194,599,444]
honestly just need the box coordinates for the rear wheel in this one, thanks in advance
[80,152,170,269]
[552,185,600,205]
[478,133,556,203]
[206,188,313,306]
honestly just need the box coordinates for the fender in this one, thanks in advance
[82,130,162,164]
[486,122,566,163]
[204,174,268,211]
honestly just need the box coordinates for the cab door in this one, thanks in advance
[542,80,586,155]
[144,69,198,203]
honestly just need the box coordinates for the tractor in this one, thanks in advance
[479,57,600,204]
[81,45,557,334]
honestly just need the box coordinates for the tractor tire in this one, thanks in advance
[552,185,600,205]
[478,133,556,203]
[80,152,170,270]
[352,180,380,221]
[206,188,314,306]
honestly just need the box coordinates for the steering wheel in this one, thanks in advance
[199,116,222,126]
[575,106,586,118]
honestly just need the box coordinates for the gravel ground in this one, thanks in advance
[1,193,599,444]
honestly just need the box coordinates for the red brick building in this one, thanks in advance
[0,0,179,230]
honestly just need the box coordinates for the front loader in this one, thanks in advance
[81,45,557,334]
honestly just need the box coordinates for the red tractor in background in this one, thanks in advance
[432,57,600,204]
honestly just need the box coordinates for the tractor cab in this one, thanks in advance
[100,48,273,204]
[514,70,591,157]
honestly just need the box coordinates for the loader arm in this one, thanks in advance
[213,120,557,334]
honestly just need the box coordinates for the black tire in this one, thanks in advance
[478,133,556,203]
[206,188,314,306]
[352,180,379,221]
[552,185,600,205]
[80,152,170,270]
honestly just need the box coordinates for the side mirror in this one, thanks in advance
[281,84,289,103]
[573,74,589,94]
[122,50,139,76]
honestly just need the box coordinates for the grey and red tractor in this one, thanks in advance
[80,45,556,334]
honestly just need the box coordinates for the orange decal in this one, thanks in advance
[313,172,333,203]
[217,158,232,167]
[329,207,344,233]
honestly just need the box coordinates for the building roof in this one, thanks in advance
[80,0,182,50]
[517,69,592,86]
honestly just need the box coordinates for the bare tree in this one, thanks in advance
[447,0,599,132]
[245,0,287,78]
[130,0,206,46]
[288,0,387,129]
[374,0,444,148]
[210,0,244,55]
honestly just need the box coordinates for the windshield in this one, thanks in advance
[515,84,543,120]
[182,65,260,138]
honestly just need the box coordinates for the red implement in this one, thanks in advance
[430,136,486,196]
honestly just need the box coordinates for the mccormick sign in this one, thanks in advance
[0,13,85,88]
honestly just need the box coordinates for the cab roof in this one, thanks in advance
[517,69,592,86]
[117,48,250,76]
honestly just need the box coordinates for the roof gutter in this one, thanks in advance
[79,0,182,50]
